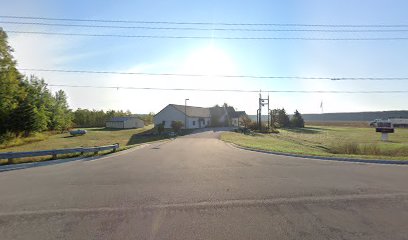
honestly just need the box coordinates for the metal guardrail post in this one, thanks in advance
[94,147,99,155]
[112,143,119,152]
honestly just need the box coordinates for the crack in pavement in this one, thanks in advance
[1,192,407,217]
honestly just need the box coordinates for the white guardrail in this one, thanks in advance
[0,143,120,164]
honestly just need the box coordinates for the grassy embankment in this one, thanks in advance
[221,125,408,161]
[0,125,166,164]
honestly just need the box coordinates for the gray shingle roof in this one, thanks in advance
[230,111,247,118]
[170,104,211,118]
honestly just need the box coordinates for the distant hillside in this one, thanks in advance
[249,111,408,122]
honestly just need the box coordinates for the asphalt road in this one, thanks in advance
[0,129,407,240]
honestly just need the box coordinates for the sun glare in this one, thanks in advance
[181,45,237,76]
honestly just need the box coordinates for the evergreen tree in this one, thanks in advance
[278,108,290,128]
[290,110,305,128]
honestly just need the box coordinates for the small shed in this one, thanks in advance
[106,117,144,129]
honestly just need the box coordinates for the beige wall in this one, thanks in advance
[154,105,186,129]
[106,121,124,128]
[154,105,210,129]
[106,118,145,129]
[187,117,211,129]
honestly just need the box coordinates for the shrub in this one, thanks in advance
[156,123,164,135]
[171,121,184,133]
[290,110,305,128]
[247,121,259,131]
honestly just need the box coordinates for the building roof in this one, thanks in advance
[209,106,226,117]
[107,116,139,122]
[230,111,247,118]
[170,104,211,118]
[209,106,247,118]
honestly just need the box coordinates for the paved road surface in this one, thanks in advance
[0,129,407,239]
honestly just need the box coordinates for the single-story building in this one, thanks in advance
[106,116,145,129]
[154,104,248,129]
[154,104,211,129]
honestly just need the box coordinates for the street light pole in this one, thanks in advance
[185,98,189,129]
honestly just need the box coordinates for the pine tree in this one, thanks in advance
[278,109,290,128]
[291,110,305,128]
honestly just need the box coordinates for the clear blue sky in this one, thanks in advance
[1,0,408,114]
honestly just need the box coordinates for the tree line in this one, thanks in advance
[0,28,153,143]
[246,109,305,131]
[73,110,154,128]
[1,28,73,140]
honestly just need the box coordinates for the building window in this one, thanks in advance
[193,121,196,126]
[162,121,165,126]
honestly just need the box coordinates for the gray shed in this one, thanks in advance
[106,117,144,129]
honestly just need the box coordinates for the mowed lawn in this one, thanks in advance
[0,125,157,153]
[221,126,408,160]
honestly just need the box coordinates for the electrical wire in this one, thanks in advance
[1,15,408,28]
[46,84,408,94]
[7,30,408,41]
[2,21,408,32]
[18,68,408,81]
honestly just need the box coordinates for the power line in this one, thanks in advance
[331,78,408,81]
[18,68,408,81]
[1,15,408,28]
[47,84,408,94]
[8,30,408,41]
[3,21,408,32]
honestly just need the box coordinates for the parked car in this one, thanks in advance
[166,132,177,137]
[69,129,87,136]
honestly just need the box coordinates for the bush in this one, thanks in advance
[0,132,14,144]
[247,121,259,131]
[171,121,184,133]
[156,123,164,135]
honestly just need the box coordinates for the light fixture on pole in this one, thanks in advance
[185,98,189,129]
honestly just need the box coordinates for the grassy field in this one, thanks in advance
[305,121,369,128]
[221,126,408,160]
[0,125,167,164]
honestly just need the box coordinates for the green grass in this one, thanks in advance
[221,126,408,161]
[0,125,169,165]
[0,132,49,149]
